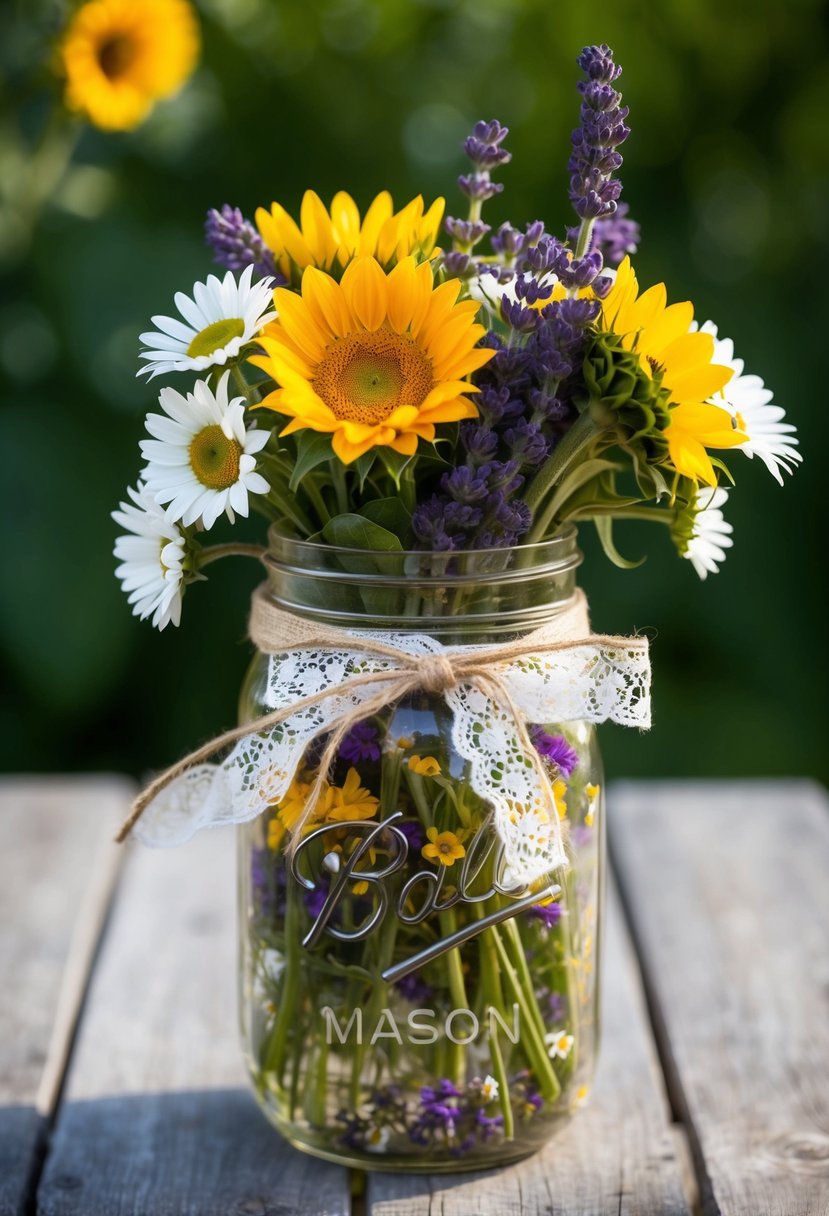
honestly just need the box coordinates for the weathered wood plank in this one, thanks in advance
[611,780,829,1216]
[0,775,129,1216]
[37,823,350,1216]
[367,876,691,1216]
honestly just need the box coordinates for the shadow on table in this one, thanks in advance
[35,1088,350,1216]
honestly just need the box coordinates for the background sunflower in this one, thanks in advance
[0,0,825,784]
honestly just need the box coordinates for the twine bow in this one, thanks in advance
[116,584,650,850]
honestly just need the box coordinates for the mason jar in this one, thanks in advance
[237,529,604,1171]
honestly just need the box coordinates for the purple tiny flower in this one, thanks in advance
[395,971,434,1005]
[529,727,579,777]
[536,988,566,1023]
[397,818,426,853]
[572,824,593,848]
[304,882,328,919]
[204,205,280,280]
[339,721,381,765]
[528,901,563,930]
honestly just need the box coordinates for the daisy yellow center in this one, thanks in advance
[97,34,136,80]
[313,329,433,426]
[188,425,242,489]
[187,318,245,359]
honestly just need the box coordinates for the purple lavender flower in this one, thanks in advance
[339,721,381,765]
[204,205,280,280]
[453,122,510,216]
[529,728,579,777]
[527,901,563,930]
[568,45,630,223]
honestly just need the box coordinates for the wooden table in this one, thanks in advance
[3,776,828,1216]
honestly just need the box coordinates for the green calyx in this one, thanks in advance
[579,331,671,462]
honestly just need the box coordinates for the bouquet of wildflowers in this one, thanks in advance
[113,45,799,1168]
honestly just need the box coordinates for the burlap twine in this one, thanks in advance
[116,584,649,844]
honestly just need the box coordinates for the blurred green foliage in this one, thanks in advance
[1,0,826,783]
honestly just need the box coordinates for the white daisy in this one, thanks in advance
[364,1124,391,1154]
[680,487,734,580]
[695,321,801,485]
[140,371,271,530]
[112,483,186,631]
[544,1029,574,1060]
[479,1075,500,1103]
[138,264,276,380]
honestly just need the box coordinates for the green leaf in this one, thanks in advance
[321,513,405,616]
[360,497,413,545]
[353,450,378,492]
[376,447,413,487]
[593,516,646,569]
[321,513,404,553]
[288,431,335,491]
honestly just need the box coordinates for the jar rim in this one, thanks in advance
[267,523,580,567]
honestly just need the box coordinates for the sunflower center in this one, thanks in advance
[187,318,245,359]
[313,329,434,426]
[188,425,242,489]
[97,35,136,80]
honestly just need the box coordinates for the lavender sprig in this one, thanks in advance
[568,45,630,242]
[205,205,281,281]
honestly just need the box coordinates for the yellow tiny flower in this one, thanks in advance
[552,779,568,820]
[351,880,369,896]
[325,768,380,823]
[408,755,441,777]
[421,826,465,867]
[59,0,200,132]
[396,736,414,750]
[266,816,285,852]
[585,783,600,827]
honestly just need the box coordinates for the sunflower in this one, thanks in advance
[255,191,444,281]
[60,0,199,131]
[251,255,493,464]
[599,258,743,485]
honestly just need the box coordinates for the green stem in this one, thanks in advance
[474,906,513,1138]
[439,907,470,1088]
[302,477,332,530]
[196,542,266,569]
[524,408,601,518]
[489,924,561,1102]
[231,361,261,405]
[572,216,595,262]
[263,881,302,1081]
[349,908,398,1106]
[502,916,548,1048]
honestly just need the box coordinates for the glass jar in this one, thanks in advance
[238,530,604,1171]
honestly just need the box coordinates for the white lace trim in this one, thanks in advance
[134,631,650,883]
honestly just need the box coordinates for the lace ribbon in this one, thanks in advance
[118,586,651,885]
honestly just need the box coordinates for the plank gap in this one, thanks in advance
[608,825,717,1216]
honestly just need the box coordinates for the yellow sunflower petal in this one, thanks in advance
[386,256,419,334]
[302,265,355,340]
[300,190,339,269]
[639,301,695,357]
[341,257,388,331]
[270,288,327,363]
[357,192,394,258]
